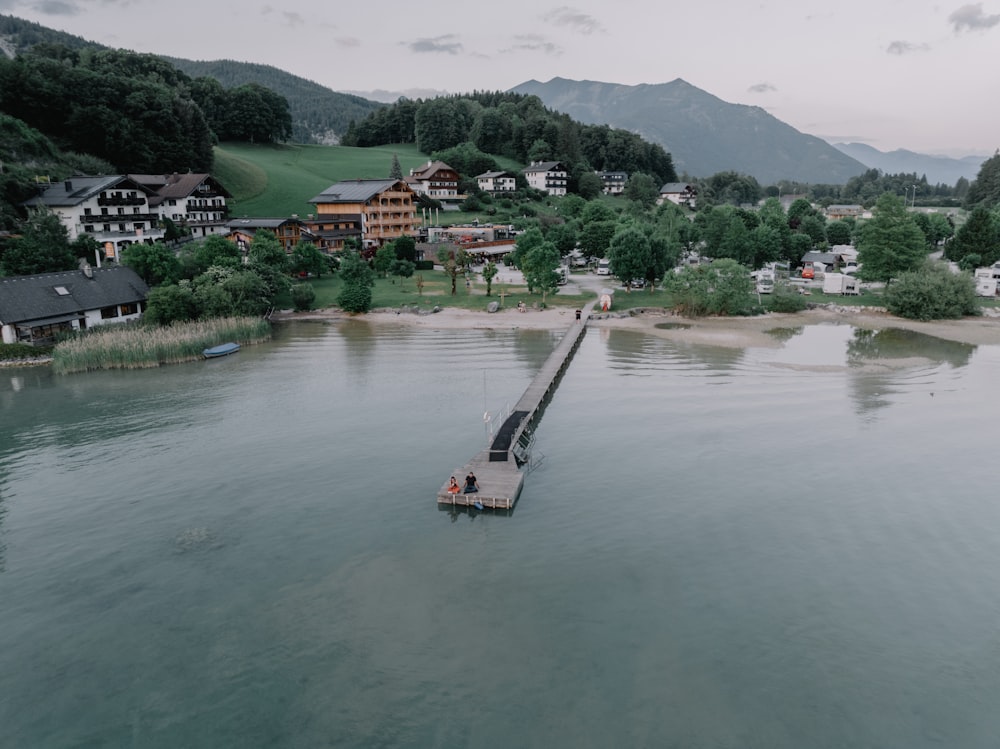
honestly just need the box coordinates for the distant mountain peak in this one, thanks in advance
[511,77,865,183]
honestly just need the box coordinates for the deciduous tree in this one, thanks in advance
[856,193,928,284]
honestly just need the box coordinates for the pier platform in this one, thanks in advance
[437,301,595,509]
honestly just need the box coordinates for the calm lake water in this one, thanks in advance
[2,319,999,748]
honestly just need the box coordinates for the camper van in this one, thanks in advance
[596,259,611,276]
[752,269,774,294]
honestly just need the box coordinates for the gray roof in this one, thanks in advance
[22,175,153,208]
[523,161,565,173]
[801,251,839,264]
[476,171,514,179]
[227,217,300,230]
[0,267,149,325]
[660,182,696,193]
[309,179,407,205]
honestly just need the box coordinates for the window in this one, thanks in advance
[120,302,138,316]
[101,207,108,215]
[84,207,92,216]
[117,208,124,215]
[100,305,119,319]
[84,225,94,233]
[118,223,126,232]
[54,286,70,296]
[168,199,176,206]
[103,224,111,232]
[133,207,140,214]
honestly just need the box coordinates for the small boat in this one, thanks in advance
[203,342,241,359]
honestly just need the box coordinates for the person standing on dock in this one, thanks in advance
[463,472,479,493]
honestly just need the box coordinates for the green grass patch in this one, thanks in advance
[215,142,439,217]
[0,342,53,361]
[51,317,271,374]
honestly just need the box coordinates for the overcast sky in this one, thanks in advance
[4,0,998,157]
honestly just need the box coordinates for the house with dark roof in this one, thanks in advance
[308,179,417,249]
[523,161,567,196]
[22,176,163,264]
[476,171,517,194]
[596,171,628,196]
[130,173,232,239]
[405,161,461,201]
[0,266,149,345]
[225,217,316,254]
[657,182,698,208]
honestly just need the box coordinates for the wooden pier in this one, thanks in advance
[438,301,596,509]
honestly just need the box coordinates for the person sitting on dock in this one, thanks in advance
[447,476,461,494]
[463,472,479,493]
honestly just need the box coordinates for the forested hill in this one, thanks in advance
[342,92,678,190]
[0,15,383,146]
[164,58,383,145]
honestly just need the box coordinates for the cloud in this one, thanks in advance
[542,6,604,35]
[949,3,1000,32]
[501,34,563,56]
[748,82,776,94]
[408,35,463,55]
[33,0,80,14]
[887,40,931,54]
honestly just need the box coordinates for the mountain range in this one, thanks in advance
[830,142,986,186]
[0,15,987,186]
[510,77,865,184]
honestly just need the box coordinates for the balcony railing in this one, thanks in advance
[98,196,145,207]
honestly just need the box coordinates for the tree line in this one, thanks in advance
[341,91,678,190]
[0,44,292,175]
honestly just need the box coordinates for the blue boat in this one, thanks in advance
[203,342,241,359]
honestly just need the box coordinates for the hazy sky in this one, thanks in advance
[4,0,998,156]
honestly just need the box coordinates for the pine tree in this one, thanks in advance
[390,153,403,181]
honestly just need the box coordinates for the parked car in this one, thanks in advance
[801,266,815,279]
[629,278,646,289]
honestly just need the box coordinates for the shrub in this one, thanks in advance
[337,283,373,313]
[768,284,808,313]
[414,260,435,271]
[885,264,979,320]
[290,283,316,311]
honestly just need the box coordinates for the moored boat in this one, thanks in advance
[203,342,241,358]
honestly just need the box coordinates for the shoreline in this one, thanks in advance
[271,303,1000,348]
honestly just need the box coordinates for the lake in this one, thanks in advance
[1,319,999,748]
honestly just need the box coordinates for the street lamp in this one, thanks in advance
[911,184,918,208]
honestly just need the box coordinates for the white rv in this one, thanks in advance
[596,259,611,276]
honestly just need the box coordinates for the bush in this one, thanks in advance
[414,260,435,271]
[337,282,373,313]
[290,283,316,311]
[0,342,52,360]
[768,284,808,313]
[885,264,979,320]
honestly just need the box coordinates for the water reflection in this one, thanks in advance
[765,326,805,343]
[846,328,974,368]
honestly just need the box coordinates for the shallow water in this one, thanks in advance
[1,320,998,748]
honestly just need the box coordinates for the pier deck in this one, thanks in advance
[438,301,595,509]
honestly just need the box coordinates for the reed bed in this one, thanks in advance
[52,317,271,374]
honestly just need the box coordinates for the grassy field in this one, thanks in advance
[214,142,526,220]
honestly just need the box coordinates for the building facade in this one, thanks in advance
[523,161,568,196]
[308,179,417,249]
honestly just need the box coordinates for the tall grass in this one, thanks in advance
[52,317,271,374]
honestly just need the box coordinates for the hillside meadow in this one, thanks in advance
[213,142,524,219]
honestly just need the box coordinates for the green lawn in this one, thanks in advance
[211,141,585,228]
[215,142,435,217]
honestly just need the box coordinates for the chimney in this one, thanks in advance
[65,180,72,191]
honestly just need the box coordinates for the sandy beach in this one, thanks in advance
[273,302,1000,349]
